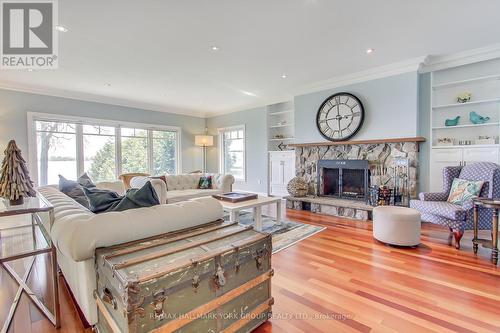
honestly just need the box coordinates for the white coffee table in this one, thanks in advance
[218,196,282,231]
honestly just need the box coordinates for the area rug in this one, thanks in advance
[230,212,326,253]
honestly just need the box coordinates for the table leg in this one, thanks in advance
[473,203,479,254]
[492,209,498,265]
[229,210,239,223]
[276,200,282,226]
[52,245,61,328]
[253,206,263,231]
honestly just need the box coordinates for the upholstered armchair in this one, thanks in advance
[410,162,500,249]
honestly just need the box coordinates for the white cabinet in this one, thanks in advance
[269,151,295,196]
[463,147,499,164]
[430,147,500,192]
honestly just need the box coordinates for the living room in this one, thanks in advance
[0,1,499,333]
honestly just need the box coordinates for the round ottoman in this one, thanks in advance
[372,206,421,246]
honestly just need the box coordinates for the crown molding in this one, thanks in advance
[205,94,293,118]
[0,80,207,118]
[293,56,428,96]
[420,43,500,73]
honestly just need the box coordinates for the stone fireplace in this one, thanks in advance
[317,159,369,201]
[286,137,424,220]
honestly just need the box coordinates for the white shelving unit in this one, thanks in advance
[429,57,500,191]
[267,102,294,151]
[267,101,295,196]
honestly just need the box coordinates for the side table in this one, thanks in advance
[472,198,499,265]
[0,194,60,332]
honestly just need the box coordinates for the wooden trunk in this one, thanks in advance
[94,220,273,333]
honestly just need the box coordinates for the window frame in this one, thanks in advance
[218,125,246,182]
[27,112,181,185]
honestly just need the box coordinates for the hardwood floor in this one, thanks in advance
[1,209,499,333]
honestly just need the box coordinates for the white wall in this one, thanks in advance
[294,72,419,143]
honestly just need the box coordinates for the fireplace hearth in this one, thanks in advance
[317,159,369,201]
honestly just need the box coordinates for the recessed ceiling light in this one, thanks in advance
[241,90,257,97]
[366,48,375,54]
[55,25,68,32]
[281,74,288,79]
[211,46,219,51]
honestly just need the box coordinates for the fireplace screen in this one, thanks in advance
[318,160,369,201]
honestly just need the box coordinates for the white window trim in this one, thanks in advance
[27,112,182,185]
[217,125,246,182]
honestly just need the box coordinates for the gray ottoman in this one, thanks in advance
[373,206,421,246]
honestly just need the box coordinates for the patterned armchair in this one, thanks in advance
[410,162,500,249]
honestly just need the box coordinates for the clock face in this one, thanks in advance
[316,92,364,141]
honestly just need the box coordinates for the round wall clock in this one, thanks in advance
[316,92,365,141]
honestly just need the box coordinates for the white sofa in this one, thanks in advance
[37,181,224,326]
[130,173,235,204]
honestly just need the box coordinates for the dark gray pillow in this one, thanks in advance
[58,173,97,209]
[83,181,159,214]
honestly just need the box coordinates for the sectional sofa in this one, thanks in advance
[37,181,224,326]
[130,173,235,203]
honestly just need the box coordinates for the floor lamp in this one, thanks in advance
[195,134,214,173]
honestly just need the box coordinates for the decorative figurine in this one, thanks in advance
[437,137,454,146]
[456,92,471,103]
[469,111,490,124]
[0,140,36,205]
[445,116,460,126]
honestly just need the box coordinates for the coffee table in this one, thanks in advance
[218,196,282,231]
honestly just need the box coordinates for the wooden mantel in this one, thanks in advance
[289,136,426,148]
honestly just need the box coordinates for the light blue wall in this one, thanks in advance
[418,73,431,193]
[0,89,205,173]
[206,107,268,193]
[294,72,419,143]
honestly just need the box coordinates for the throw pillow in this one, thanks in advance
[447,178,484,206]
[198,175,213,189]
[58,174,96,209]
[83,181,159,213]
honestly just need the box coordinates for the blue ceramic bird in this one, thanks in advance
[469,111,490,124]
[445,116,460,126]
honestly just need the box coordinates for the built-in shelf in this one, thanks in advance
[269,124,293,128]
[432,122,500,130]
[269,137,294,141]
[433,97,500,109]
[432,144,500,149]
[432,74,500,90]
[268,110,293,116]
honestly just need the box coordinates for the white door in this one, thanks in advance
[430,148,462,192]
[269,151,295,196]
[462,147,500,165]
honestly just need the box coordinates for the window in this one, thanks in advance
[35,121,77,185]
[83,125,116,183]
[121,127,148,174]
[219,126,245,181]
[30,113,180,186]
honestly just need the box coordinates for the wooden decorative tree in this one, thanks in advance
[0,140,36,205]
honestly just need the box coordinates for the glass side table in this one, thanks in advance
[472,198,499,265]
[0,193,60,332]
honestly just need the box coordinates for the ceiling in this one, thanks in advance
[1,0,500,117]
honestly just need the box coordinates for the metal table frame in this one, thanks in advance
[473,198,499,265]
[0,194,60,332]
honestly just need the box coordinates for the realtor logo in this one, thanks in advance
[1,0,58,69]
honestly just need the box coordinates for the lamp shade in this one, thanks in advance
[195,135,214,147]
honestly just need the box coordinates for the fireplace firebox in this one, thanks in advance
[317,159,369,201]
